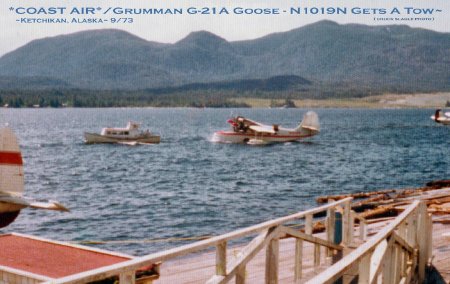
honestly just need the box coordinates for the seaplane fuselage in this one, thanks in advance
[213,112,320,144]
[214,130,314,144]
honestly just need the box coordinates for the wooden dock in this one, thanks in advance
[1,185,449,284]
[157,217,450,283]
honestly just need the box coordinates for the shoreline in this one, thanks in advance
[231,92,450,109]
[2,92,449,109]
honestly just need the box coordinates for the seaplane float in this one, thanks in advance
[431,109,450,125]
[84,121,160,145]
[0,127,68,228]
[213,111,320,145]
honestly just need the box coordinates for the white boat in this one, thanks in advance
[431,109,450,125]
[213,111,320,144]
[84,122,160,144]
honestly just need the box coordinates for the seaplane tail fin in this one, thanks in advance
[0,127,24,196]
[295,111,320,134]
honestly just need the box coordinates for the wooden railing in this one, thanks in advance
[306,200,432,284]
[45,197,366,284]
[45,199,431,284]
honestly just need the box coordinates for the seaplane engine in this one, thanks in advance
[0,210,21,228]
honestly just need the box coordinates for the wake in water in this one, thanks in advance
[39,142,65,148]
[209,133,231,143]
[117,141,158,146]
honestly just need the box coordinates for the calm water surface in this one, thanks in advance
[0,108,448,255]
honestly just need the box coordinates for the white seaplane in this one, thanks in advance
[213,111,320,145]
[431,109,450,125]
[84,121,160,145]
[0,127,68,228]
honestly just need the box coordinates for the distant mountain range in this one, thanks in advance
[0,20,449,93]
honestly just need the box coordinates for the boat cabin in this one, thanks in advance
[100,122,142,137]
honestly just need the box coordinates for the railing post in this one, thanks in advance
[304,213,321,268]
[398,222,407,280]
[342,200,351,246]
[305,214,313,235]
[265,238,279,284]
[294,239,303,283]
[392,242,401,283]
[349,210,355,246]
[359,219,367,242]
[216,241,227,276]
[417,202,429,283]
[381,236,395,284]
[314,243,321,268]
[358,253,371,284]
[406,212,417,248]
[427,212,433,268]
[406,209,418,281]
[119,271,135,284]
[326,200,336,257]
[236,265,246,284]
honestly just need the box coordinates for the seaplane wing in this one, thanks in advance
[249,125,276,134]
[0,127,69,228]
[0,194,69,211]
[29,200,69,211]
[0,194,30,207]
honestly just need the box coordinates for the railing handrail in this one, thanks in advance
[305,200,421,284]
[46,197,353,284]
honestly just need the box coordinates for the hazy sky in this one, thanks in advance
[1,0,449,56]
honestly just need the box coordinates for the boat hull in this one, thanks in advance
[212,131,312,144]
[84,132,160,144]
[431,116,450,125]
